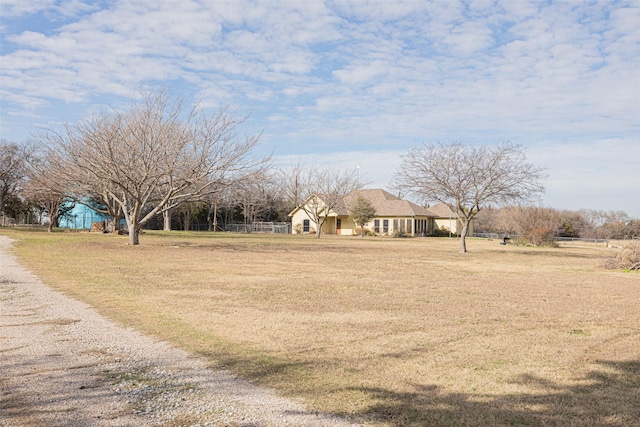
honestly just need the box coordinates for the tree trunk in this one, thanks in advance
[183,210,191,231]
[106,211,119,233]
[207,203,214,231]
[212,203,218,231]
[126,216,140,245]
[459,220,469,253]
[129,229,140,245]
[163,210,172,231]
[47,204,59,232]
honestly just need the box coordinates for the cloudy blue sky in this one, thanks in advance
[1,0,639,216]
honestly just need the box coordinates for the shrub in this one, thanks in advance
[392,230,408,238]
[433,229,457,237]
[605,241,640,271]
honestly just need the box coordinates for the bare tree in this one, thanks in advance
[392,141,546,253]
[0,141,31,225]
[495,206,561,246]
[281,163,362,238]
[46,90,267,245]
[22,148,71,232]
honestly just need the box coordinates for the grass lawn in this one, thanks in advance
[2,228,639,426]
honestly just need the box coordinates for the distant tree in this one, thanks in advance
[599,211,630,241]
[281,163,362,238]
[473,207,499,234]
[22,148,72,232]
[43,90,268,245]
[557,209,591,238]
[625,219,640,239]
[175,201,207,231]
[496,206,561,246]
[392,141,546,253]
[350,195,376,237]
[0,141,31,225]
[203,185,228,231]
[233,172,276,227]
[2,195,33,224]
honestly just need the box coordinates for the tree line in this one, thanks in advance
[474,206,639,245]
[2,90,635,250]
[0,91,368,245]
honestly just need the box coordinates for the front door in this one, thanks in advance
[336,218,341,235]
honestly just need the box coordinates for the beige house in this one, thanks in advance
[426,202,473,235]
[289,189,430,236]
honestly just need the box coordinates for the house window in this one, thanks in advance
[407,219,412,234]
[393,219,399,232]
[303,219,310,232]
[374,219,380,233]
[383,219,389,233]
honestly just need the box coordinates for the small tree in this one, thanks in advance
[393,141,546,253]
[350,195,376,237]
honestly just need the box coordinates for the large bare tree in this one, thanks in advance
[281,163,362,238]
[47,90,267,245]
[392,141,546,253]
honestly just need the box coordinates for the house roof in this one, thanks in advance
[336,189,436,218]
[426,202,457,218]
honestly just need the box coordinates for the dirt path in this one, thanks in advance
[0,236,361,427]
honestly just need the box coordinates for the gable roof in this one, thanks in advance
[426,202,457,218]
[337,189,435,217]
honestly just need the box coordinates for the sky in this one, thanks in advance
[1,0,639,217]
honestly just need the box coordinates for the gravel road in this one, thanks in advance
[0,236,362,427]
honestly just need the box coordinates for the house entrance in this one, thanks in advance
[336,218,341,235]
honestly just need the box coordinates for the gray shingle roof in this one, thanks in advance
[425,202,457,218]
[337,189,435,217]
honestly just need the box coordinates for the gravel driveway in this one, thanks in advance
[0,236,361,427]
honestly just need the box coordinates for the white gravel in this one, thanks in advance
[0,236,363,427]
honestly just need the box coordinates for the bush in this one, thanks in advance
[605,241,640,271]
[354,226,375,237]
[433,229,457,237]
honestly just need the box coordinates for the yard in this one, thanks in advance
[3,229,639,426]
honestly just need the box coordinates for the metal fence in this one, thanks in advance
[224,222,291,234]
[473,233,611,245]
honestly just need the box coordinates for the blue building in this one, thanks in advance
[58,202,109,230]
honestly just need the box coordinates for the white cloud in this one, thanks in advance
[1,0,638,215]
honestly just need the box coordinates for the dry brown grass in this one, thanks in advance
[3,228,639,426]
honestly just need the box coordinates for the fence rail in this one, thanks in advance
[224,222,291,234]
[473,233,616,245]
